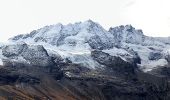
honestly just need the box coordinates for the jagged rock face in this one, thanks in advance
[91,50,136,75]
[21,45,54,67]
[108,25,170,71]
[109,25,145,45]
[148,51,163,60]
[2,43,27,58]
[2,43,54,67]
[122,47,141,64]
[88,35,113,50]
[48,51,63,64]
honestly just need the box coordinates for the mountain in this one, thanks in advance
[0,20,170,99]
[8,20,170,72]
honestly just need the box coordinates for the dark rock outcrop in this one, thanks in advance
[0,59,169,100]
[88,35,114,50]
[2,43,55,67]
[165,54,170,64]
[91,50,136,75]
[148,52,162,60]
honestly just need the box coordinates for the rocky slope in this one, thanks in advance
[0,20,170,99]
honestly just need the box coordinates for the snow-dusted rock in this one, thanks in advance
[10,20,116,50]
[91,50,136,74]
[109,25,145,45]
[148,52,163,60]
[21,45,54,67]
[2,43,54,67]
[2,43,27,58]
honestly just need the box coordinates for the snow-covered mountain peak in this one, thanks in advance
[82,19,96,25]
[9,20,116,50]
[109,24,143,34]
[109,25,144,44]
[80,19,104,30]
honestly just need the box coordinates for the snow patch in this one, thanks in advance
[0,59,3,65]
[65,72,72,77]
[140,59,168,72]
[103,48,130,56]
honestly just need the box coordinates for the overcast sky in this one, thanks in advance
[0,0,170,42]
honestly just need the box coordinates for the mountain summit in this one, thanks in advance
[10,20,115,50]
